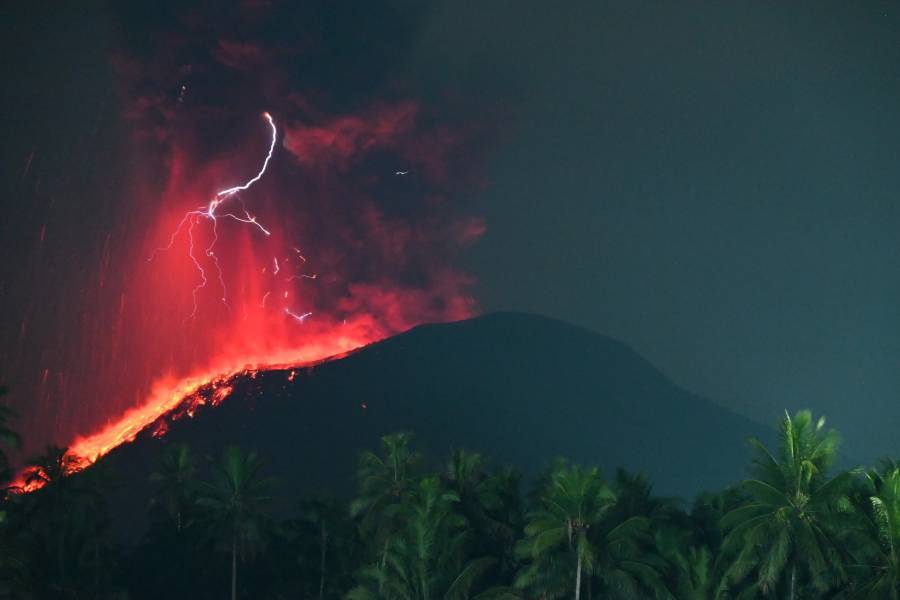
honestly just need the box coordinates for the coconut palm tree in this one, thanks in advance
[0,507,30,598]
[656,528,714,600]
[586,514,670,599]
[347,475,496,600]
[15,455,120,597]
[720,410,854,598]
[654,487,746,600]
[585,474,673,600]
[290,497,360,600]
[351,432,421,528]
[197,445,276,600]
[444,450,523,580]
[515,460,615,600]
[351,431,423,582]
[610,469,682,523]
[846,466,900,598]
[149,442,197,531]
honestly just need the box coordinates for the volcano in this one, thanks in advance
[91,312,769,538]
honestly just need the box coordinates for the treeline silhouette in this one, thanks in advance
[0,396,897,598]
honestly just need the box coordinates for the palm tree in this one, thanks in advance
[515,460,615,600]
[446,450,491,504]
[610,469,682,523]
[444,450,522,579]
[0,507,29,597]
[347,475,496,600]
[656,528,714,600]
[351,431,422,580]
[351,432,421,528]
[846,466,900,598]
[198,445,276,600]
[690,488,747,557]
[655,488,746,600]
[584,472,672,599]
[149,443,197,531]
[294,497,357,600]
[720,410,854,598]
[16,456,119,597]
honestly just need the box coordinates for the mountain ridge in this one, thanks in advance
[98,311,772,539]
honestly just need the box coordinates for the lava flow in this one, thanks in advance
[68,340,367,465]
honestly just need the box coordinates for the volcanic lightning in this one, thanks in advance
[285,308,313,323]
[9,78,486,496]
[151,112,278,317]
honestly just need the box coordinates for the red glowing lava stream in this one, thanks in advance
[69,342,368,469]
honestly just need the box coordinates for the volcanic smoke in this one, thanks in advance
[18,95,481,483]
[3,6,488,486]
[8,94,480,488]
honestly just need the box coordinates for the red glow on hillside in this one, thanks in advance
[66,330,374,465]
[12,321,383,492]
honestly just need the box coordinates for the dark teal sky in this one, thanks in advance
[410,1,900,457]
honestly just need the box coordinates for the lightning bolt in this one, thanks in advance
[151,112,277,318]
[285,308,312,323]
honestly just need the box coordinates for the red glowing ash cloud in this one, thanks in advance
[44,98,483,473]
[5,3,495,482]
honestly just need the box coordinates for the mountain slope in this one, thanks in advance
[101,312,770,536]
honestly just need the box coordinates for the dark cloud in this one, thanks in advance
[213,40,263,71]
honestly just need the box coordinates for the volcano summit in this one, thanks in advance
[88,312,769,537]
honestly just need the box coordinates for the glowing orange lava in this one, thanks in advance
[12,329,377,493]
[70,339,370,462]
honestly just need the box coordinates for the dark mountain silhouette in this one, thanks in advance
[99,312,771,539]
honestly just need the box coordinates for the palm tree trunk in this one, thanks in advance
[231,532,238,600]
[319,522,327,600]
[57,528,66,586]
[788,564,796,600]
[575,552,582,600]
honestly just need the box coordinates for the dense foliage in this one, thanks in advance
[0,407,896,599]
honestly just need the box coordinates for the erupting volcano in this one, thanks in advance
[17,96,481,485]
[2,2,490,477]
[63,110,371,469]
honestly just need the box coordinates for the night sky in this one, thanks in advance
[2,2,899,461]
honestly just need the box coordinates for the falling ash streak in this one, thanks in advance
[21,150,35,183]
